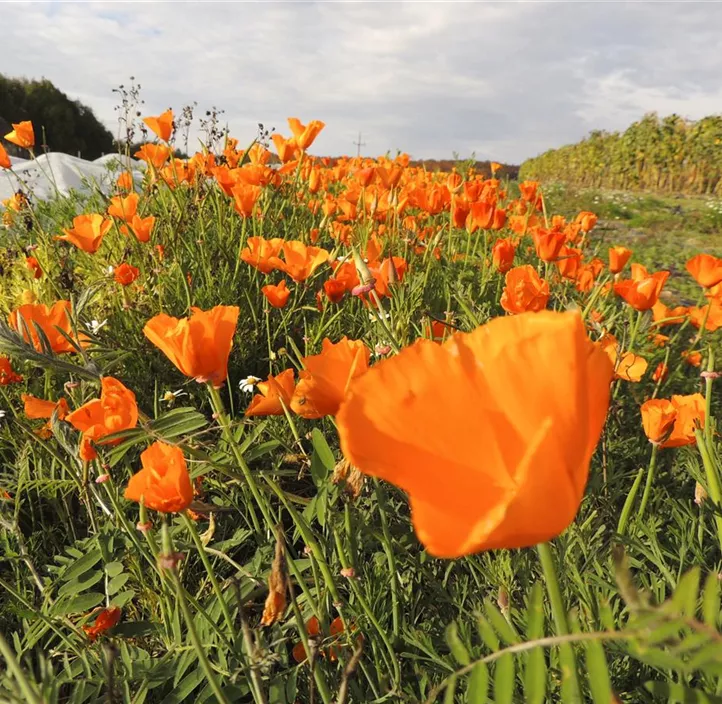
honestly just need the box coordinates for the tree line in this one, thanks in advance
[0,74,115,160]
[519,112,722,195]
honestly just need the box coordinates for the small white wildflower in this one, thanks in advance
[107,265,115,275]
[239,376,262,393]
[0,410,6,421]
[163,389,188,404]
[368,311,391,322]
[86,319,108,335]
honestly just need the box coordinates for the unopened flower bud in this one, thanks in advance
[95,474,110,484]
[695,481,708,506]
[340,567,356,579]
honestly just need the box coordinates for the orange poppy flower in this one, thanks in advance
[556,246,582,280]
[465,201,496,233]
[114,263,140,286]
[682,350,703,367]
[143,108,174,142]
[0,142,10,169]
[143,305,239,387]
[116,171,134,191]
[518,181,539,203]
[689,299,722,332]
[240,236,284,274]
[272,241,330,283]
[324,278,347,303]
[4,121,34,149]
[56,214,112,254]
[575,211,598,232]
[108,193,139,222]
[686,254,722,289]
[660,394,705,448]
[608,246,632,274]
[231,183,262,218]
[292,616,346,663]
[652,362,669,383]
[613,271,669,311]
[134,143,171,169]
[533,229,565,262]
[65,377,139,461]
[0,356,23,385]
[83,606,121,642]
[261,280,291,308]
[22,394,70,420]
[9,301,88,354]
[337,310,613,557]
[287,118,325,151]
[491,238,515,274]
[640,399,677,444]
[652,301,687,326]
[372,257,407,298]
[245,369,296,417]
[128,214,156,243]
[500,265,549,315]
[26,256,42,279]
[490,161,502,174]
[125,441,193,513]
[271,134,299,163]
[597,333,647,382]
[291,337,370,419]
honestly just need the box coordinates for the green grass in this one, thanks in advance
[0,155,721,704]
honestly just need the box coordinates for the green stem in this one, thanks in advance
[704,347,715,448]
[182,512,236,634]
[536,541,581,701]
[616,467,645,536]
[0,632,43,704]
[695,430,722,555]
[636,444,660,523]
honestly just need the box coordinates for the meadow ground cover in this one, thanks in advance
[1,110,722,704]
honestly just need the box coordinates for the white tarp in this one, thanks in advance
[1,152,145,205]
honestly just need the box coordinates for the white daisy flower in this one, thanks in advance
[107,265,115,275]
[163,389,188,404]
[239,376,262,393]
[86,319,108,335]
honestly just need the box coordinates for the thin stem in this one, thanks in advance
[536,541,581,701]
[0,632,43,704]
[616,467,645,536]
[636,444,660,523]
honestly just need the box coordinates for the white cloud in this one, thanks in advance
[2,1,721,163]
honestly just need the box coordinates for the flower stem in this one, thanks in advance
[636,444,660,523]
[536,541,581,701]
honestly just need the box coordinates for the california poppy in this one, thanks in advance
[125,441,193,513]
[65,377,139,461]
[241,236,284,274]
[614,271,669,311]
[83,606,121,642]
[292,616,347,663]
[245,369,296,417]
[128,214,156,243]
[0,356,23,385]
[324,278,347,303]
[9,301,88,354]
[116,171,134,192]
[682,350,703,367]
[231,183,262,218]
[26,256,42,279]
[686,254,722,289]
[532,229,565,262]
[291,337,370,419]
[143,305,239,387]
[491,238,515,273]
[4,121,34,149]
[143,108,174,142]
[597,333,647,382]
[688,299,722,332]
[608,246,632,275]
[660,394,705,448]
[56,214,112,254]
[108,193,139,222]
[337,310,613,558]
[500,265,549,315]
[272,241,330,283]
[575,211,598,232]
[134,143,171,169]
[640,399,677,445]
[287,118,325,151]
[0,142,10,169]
[114,263,140,286]
[271,134,299,163]
[22,394,70,421]
[261,280,291,308]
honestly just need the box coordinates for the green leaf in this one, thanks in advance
[53,592,104,616]
[58,570,103,596]
[476,612,500,652]
[443,675,457,704]
[585,640,612,704]
[105,561,124,578]
[110,590,136,608]
[644,681,722,703]
[702,571,719,627]
[484,599,519,645]
[445,621,471,666]
[108,573,130,595]
[672,567,701,617]
[493,653,515,704]
[62,549,102,582]
[466,662,489,704]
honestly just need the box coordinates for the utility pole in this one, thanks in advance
[353,131,366,157]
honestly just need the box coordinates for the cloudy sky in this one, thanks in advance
[3,1,722,164]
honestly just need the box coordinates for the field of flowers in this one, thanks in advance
[1,110,722,703]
